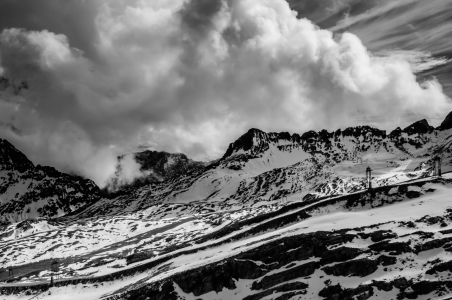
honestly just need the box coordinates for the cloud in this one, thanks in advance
[375,50,452,74]
[322,0,452,101]
[0,0,101,59]
[328,0,452,54]
[0,0,450,186]
[328,0,418,33]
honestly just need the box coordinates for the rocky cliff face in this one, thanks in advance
[0,139,101,223]
[134,150,205,181]
[221,122,434,166]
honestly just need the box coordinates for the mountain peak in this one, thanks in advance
[403,119,433,135]
[0,139,34,173]
[222,128,268,159]
[439,111,452,130]
[0,138,101,223]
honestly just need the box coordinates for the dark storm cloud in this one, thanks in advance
[0,0,450,187]
[0,0,100,59]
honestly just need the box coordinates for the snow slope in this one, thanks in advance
[72,118,452,221]
[3,115,452,299]
[3,176,452,299]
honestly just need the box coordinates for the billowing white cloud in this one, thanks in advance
[0,0,450,187]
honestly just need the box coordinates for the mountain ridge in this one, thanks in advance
[2,114,452,299]
[67,113,452,222]
[0,139,101,223]
[1,113,449,224]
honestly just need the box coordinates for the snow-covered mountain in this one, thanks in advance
[0,139,101,223]
[3,113,452,299]
[74,112,452,220]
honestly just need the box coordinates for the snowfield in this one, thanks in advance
[3,176,452,299]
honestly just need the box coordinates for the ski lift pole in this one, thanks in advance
[366,167,372,190]
[434,156,442,177]
[50,259,59,286]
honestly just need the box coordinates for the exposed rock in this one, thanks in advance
[251,261,317,290]
[403,119,433,135]
[318,247,363,266]
[0,139,34,173]
[439,111,452,130]
[358,230,397,242]
[426,260,452,275]
[107,150,205,192]
[368,241,412,255]
[322,255,395,278]
[243,281,308,300]
[318,283,344,298]
[415,237,452,253]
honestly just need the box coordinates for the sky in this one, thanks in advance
[0,0,451,187]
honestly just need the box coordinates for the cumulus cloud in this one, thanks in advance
[0,0,450,186]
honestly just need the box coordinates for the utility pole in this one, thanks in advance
[366,167,372,190]
[50,259,59,287]
[434,157,441,177]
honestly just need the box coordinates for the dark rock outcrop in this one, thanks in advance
[358,229,397,242]
[243,281,308,300]
[439,111,452,130]
[426,260,452,275]
[403,119,433,135]
[0,139,34,173]
[106,150,205,192]
[134,150,204,180]
[251,262,317,290]
[322,255,395,278]
[368,241,412,255]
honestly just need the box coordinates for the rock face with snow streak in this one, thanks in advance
[0,139,101,223]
